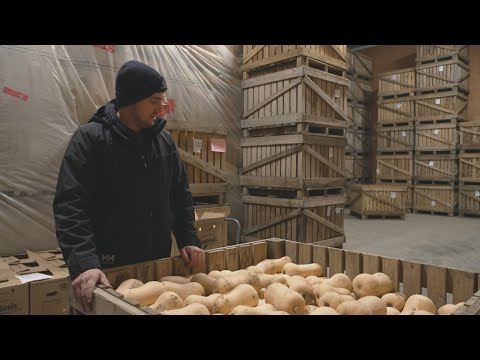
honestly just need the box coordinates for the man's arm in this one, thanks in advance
[53,126,102,278]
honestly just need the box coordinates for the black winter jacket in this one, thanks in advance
[53,100,200,277]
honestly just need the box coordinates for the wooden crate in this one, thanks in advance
[459,122,480,150]
[415,124,457,152]
[347,74,373,104]
[415,90,468,123]
[241,114,346,138]
[347,102,370,129]
[377,125,414,153]
[377,96,415,126]
[414,154,458,183]
[455,291,480,315]
[376,154,413,182]
[242,195,346,243]
[241,134,346,191]
[76,239,479,314]
[459,153,480,184]
[34,248,67,270]
[242,45,349,76]
[167,123,228,203]
[416,45,469,64]
[242,66,349,123]
[171,205,230,257]
[413,185,457,215]
[459,185,480,217]
[416,59,470,93]
[347,50,373,79]
[345,154,369,181]
[378,68,416,97]
[350,184,407,219]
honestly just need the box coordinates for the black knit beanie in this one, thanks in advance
[115,60,168,109]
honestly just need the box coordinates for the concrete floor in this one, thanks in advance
[343,212,480,273]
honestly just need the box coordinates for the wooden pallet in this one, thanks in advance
[350,211,405,220]
[413,185,458,215]
[377,96,415,126]
[377,125,414,153]
[242,195,346,244]
[414,154,458,183]
[241,114,346,138]
[415,58,469,94]
[74,238,480,314]
[413,209,456,216]
[376,154,413,181]
[241,134,346,189]
[415,123,457,152]
[415,90,468,123]
[346,50,373,80]
[416,45,469,65]
[459,153,480,184]
[350,184,407,219]
[459,122,480,151]
[242,66,349,123]
[347,102,371,130]
[242,45,349,78]
[378,67,416,97]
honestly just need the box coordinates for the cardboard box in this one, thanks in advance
[0,251,70,315]
[171,205,230,257]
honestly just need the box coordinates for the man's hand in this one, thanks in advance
[180,246,205,269]
[71,268,111,313]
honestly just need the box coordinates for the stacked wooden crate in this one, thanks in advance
[240,45,348,247]
[459,121,480,217]
[345,51,373,205]
[376,67,416,211]
[413,46,469,216]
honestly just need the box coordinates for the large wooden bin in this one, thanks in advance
[350,184,407,219]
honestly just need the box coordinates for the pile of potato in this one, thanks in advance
[114,256,464,315]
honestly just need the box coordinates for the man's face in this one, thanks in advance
[134,92,167,128]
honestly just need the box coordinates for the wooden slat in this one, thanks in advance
[382,257,401,292]
[417,132,455,146]
[402,261,422,298]
[304,75,349,122]
[415,100,456,115]
[328,248,344,277]
[303,209,345,235]
[172,257,191,277]
[362,254,382,274]
[155,259,173,279]
[243,78,302,119]
[426,264,447,310]
[244,208,302,236]
[178,149,227,181]
[285,241,299,263]
[205,249,225,273]
[304,145,345,176]
[414,160,454,176]
[377,159,411,176]
[312,245,328,274]
[331,45,348,62]
[241,145,301,174]
[344,251,362,281]
[298,243,312,264]
[238,243,254,269]
[414,189,452,208]
[224,247,239,271]
[363,193,404,212]
[453,269,477,303]
[243,45,266,64]
[252,242,268,265]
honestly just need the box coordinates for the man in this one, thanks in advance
[53,60,205,312]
